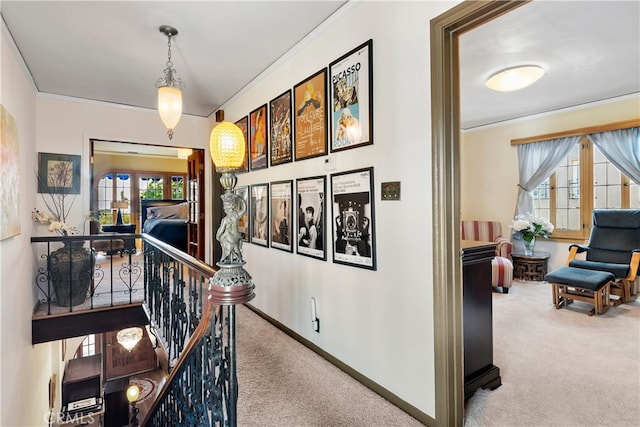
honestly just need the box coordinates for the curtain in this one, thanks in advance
[588,127,640,185]
[515,136,580,217]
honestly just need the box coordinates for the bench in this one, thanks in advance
[545,266,615,316]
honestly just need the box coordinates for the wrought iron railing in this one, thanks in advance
[31,234,144,315]
[142,234,215,366]
[141,235,237,426]
[31,233,235,426]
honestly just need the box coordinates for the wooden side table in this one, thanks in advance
[511,251,551,281]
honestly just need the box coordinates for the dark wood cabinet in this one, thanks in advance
[61,354,103,423]
[461,241,501,399]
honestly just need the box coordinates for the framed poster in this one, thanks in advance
[329,39,373,153]
[234,116,250,173]
[1,105,20,240]
[269,90,293,166]
[270,180,293,252]
[249,104,268,171]
[250,183,269,247]
[234,186,250,242]
[38,152,81,194]
[296,175,326,260]
[293,68,328,161]
[330,167,376,270]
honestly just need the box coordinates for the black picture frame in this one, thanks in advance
[329,39,373,153]
[296,175,327,260]
[234,186,250,242]
[330,167,376,270]
[249,104,268,171]
[38,152,81,194]
[270,180,293,252]
[269,90,293,166]
[250,183,269,247]
[234,116,250,173]
[293,68,328,161]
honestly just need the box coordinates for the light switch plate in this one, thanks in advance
[323,154,337,171]
[381,181,401,200]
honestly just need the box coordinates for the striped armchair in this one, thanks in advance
[461,220,514,293]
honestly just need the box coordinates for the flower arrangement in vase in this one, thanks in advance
[511,214,554,255]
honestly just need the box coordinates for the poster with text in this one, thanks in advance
[249,104,268,170]
[330,167,376,270]
[250,183,269,247]
[270,180,293,252]
[296,176,326,260]
[294,69,328,161]
[234,116,250,173]
[329,40,373,153]
[269,90,293,166]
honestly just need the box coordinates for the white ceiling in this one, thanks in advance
[2,1,639,131]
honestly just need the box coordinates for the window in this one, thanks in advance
[532,136,639,240]
[81,334,95,357]
[94,170,186,227]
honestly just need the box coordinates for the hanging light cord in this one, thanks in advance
[156,32,184,90]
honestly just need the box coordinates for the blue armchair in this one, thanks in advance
[566,209,640,305]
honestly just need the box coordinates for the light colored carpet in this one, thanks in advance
[236,304,425,427]
[236,280,639,427]
[465,280,640,427]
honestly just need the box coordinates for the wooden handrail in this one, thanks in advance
[140,297,218,426]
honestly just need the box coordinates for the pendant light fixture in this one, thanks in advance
[485,65,545,92]
[116,327,143,351]
[156,25,184,140]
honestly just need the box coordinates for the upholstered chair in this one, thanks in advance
[461,220,514,293]
[90,220,125,255]
[566,209,640,304]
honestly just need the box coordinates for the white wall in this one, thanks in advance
[215,1,457,416]
[1,19,210,426]
[461,95,640,271]
[1,20,54,427]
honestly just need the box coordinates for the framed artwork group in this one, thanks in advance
[233,39,373,172]
[230,40,377,270]
[243,166,376,270]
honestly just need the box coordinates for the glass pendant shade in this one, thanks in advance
[126,385,140,403]
[158,86,183,131]
[210,122,246,171]
[116,327,143,351]
[486,65,545,92]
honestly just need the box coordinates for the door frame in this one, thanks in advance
[430,1,528,425]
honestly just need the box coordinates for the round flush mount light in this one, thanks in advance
[485,65,545,92]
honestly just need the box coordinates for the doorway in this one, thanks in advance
[90,139,205,257]
[430,2,525,426]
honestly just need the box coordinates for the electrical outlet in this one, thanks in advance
[381,181,401,200]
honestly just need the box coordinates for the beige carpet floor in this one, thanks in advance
[235,280,639,427]
[236,304,425,427]
[465,279,640,426]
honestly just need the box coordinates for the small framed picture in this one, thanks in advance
[38,152,81,194]
[269,90,293,166]
[330,167,376,270]
[329,39,373,153]
[234,116,250,173]
[293,68,328,161]
[270,180,293,252]
[234,186,250,242]
[296,176,326,260]
[249,104,268,171]
[250,183,269,247]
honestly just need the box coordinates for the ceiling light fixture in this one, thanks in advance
[156,25,184,140]
[485,65,545,92]
[117,327,143,351]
